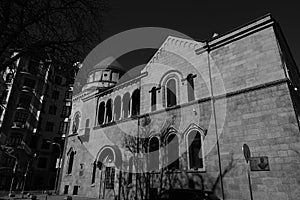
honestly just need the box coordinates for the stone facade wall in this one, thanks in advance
[60,16,300,200]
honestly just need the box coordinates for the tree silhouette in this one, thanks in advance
[0,0,109,72]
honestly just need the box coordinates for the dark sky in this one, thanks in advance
[100,0,300,71]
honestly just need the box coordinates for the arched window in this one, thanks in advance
[114,96,121,121]
[148,137,159,171]
[131,89,140,116]
[106,99,112,123]
[98,102,105,125]
[187,74,195,102]
[187,130,203,169]
[123,92,130,118]
[167,134,179,170]
[67,151,75,174]
[166,79,177,107]
[72,112,80,133]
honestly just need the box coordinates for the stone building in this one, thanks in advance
[60,15,300,200]
[0,52,74,191]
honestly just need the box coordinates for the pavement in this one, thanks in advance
[0,192,99,200]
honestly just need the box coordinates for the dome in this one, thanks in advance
[92,57,125,72]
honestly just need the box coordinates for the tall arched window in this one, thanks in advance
[148,137,159,171]
[67,151,75,174]
[167,134,179,170]
[114,96,121,121]
[166,79,177,107]
[98,102,105,125]
[187,130,203,169]
[131,89,140,116]
[106,99,112,123]
[72,112,80,133]
[123,92,130,118]
[187,74,195,102]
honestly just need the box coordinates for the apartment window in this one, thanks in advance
[59,121,68,134]
[167,134,179,170]
[45,122,54,132]
[52,90,60,100]
[48,105,57,115]
[98,102,105,125]
[61,106,71,117]
[187,74,195,102]
[63,185,69,194]
[187,130,203,170]
[14,111,28,123]
[150,87,157,111]
[23,78,36,88]
[131,89,140,116]
[166,78,177,107]
[73,186,79,195]
[18,93,32,109]
[37,157,48,168]
[41,139,50,149]
[65,91,72,100]
[104,167,115,189]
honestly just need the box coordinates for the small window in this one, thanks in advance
[10,135,22,146]
[63,185,69,194]
[72,112,80,133]
[105,167,115,189]
[123,92,130,118]
[150,87,157,111]
[187,74,195,102]
[48,105,57,115]
[131,89,140,116]
[52,90,60,100]
[106,99,112,123]
[45,122,54,131]
[73,186,79,195]
[166,79,177,107]
[65,91,72,100]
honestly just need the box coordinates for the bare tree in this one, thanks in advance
[0,0,109,72]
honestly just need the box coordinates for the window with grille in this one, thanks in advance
[45,121,54,131]
[59,121,68,134]
[10,135,22,146]
[61,106,71,117]
[104,167,115,189]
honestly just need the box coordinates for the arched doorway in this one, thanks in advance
[96,146,122,199]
